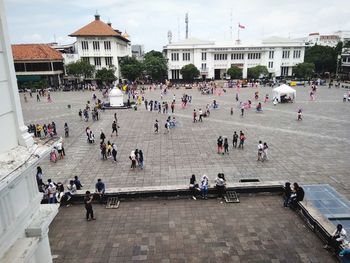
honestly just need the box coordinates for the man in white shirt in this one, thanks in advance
[257,141,264,161]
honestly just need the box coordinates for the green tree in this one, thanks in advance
[247,65,268,79]
[227,66,242,79]
[66,60,95,80]
[119,57,143,81]
[180,64,200,81]
[304,45,337,74]
[143,50,168,81]
[95,66,117,84]
[293,62,315,79]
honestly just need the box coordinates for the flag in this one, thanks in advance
[238,23,245,29]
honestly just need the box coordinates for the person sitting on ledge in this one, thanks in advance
[189,174,200,200]
[289,182,304,209]
[215,173,226,199]
[324,224,347,253]
[95,178,105,203]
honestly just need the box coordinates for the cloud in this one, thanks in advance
[4,0,350,51]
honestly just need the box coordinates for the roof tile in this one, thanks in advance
[12,44,63,61]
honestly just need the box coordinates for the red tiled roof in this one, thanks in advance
[69,16,130,42]
[70,19,120,37]
[11,44,63,61]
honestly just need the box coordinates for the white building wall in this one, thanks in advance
[165,39,305,80]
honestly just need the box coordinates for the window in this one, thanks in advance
[268,61,273,68]
[201,63,207,70]
[231,53,244,60]
[282,50,290,59]
[281,66,289,76]
[94,57,101,66]
[183,53,190,61]
[81,41,89,50]
[269,51,274,59]
[171,53,179,61]
[104,41,111,50]
[293,50,301,59]
[82,57,90,64]
[93,41,100,51]
[214,54,227,60]
[248,53,261,60]
[171,69,180,79]
[105,57,113,66]
[202,52,207,61]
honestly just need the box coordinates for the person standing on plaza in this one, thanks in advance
[232,131,238,148]
[200,174,209,200]
[84,191,95,221]
[130,150,137,169]
[262,142,269,162]
[100,142,107,160]
[217,136,223,154]
[198,109,203,122]
[224,138,229,155]
[241,104,245,116]
[257,141,264,161]
[64,123,69,137]
[112,143,118,163]
[37,93,40,102]
[193,109,197,123]
[171,101,175,114]
[138,150,144,169]
[238,131,246,149]
[95,179,105,203]
[164,120,170,134]
[114,112,117,122]
[111,120,118,137]
[100,130,106,144]
[297,109,302,121]
[154,119,159,133]
[36,166,44,191]
[283,182,292,207]
[79,109,82,120]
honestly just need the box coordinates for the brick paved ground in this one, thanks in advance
[49,195,336,263]
[21,85,350,197]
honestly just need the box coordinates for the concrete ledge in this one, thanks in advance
[26,204,59,238]
[63,180,284,204]
[1,237,39,263]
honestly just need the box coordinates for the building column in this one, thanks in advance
[0,0,33,148]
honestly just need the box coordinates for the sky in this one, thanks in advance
[4,0,350,51]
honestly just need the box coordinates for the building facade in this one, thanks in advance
[69,14,131,79]
[163,37,305,80]
[12,44,64,87]
[131,44,145,61]
[0,1,58,262]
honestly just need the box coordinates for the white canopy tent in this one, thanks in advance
[109,86,124,107]
[273,84,296,103]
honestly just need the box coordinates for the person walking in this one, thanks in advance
[232,131,238,148]
[112,143,118,162]
[238,132,246,149]
[100,130,106,144]
[224,138,229,155]
[261,142,268,162]
[64,123,69,137]
[217,136,223,154]
[241,104,245,116]
[257,141,264,161]
[154,119,159,133]
[193,109,197,123]
[84,191,95,221]
[198,109,203,122]
[111,121,118,136]
[297,109,302,121]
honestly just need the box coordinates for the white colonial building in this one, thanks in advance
[163,37,306,80]
[69,13,131,79]
[0,1,58,262]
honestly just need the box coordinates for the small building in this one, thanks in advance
[109,86,124,107]
[11,44,64,87]
[68,13,131,79]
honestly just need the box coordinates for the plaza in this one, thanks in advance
[21,84,350,197]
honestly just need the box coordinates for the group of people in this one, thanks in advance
[257,141,269,162]
[217,131,247,155]
[129,149,144,169]
[28,121,57,138]
[189,173,227,200]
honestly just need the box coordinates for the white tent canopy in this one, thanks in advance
[109,86,124,107]
[273,84,296,102]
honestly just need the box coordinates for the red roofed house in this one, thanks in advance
[69,13,131,79]
[12,44,64,88]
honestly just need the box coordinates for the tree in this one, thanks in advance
[293,62,315,79]
[304,45,337,74]
[66,60,95,80]
[119,57,143,81]
[247,65,268,79]
[180,64,200,81]
[227,66,242,79]
[143,50,168,82]
[95,66,117,84]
